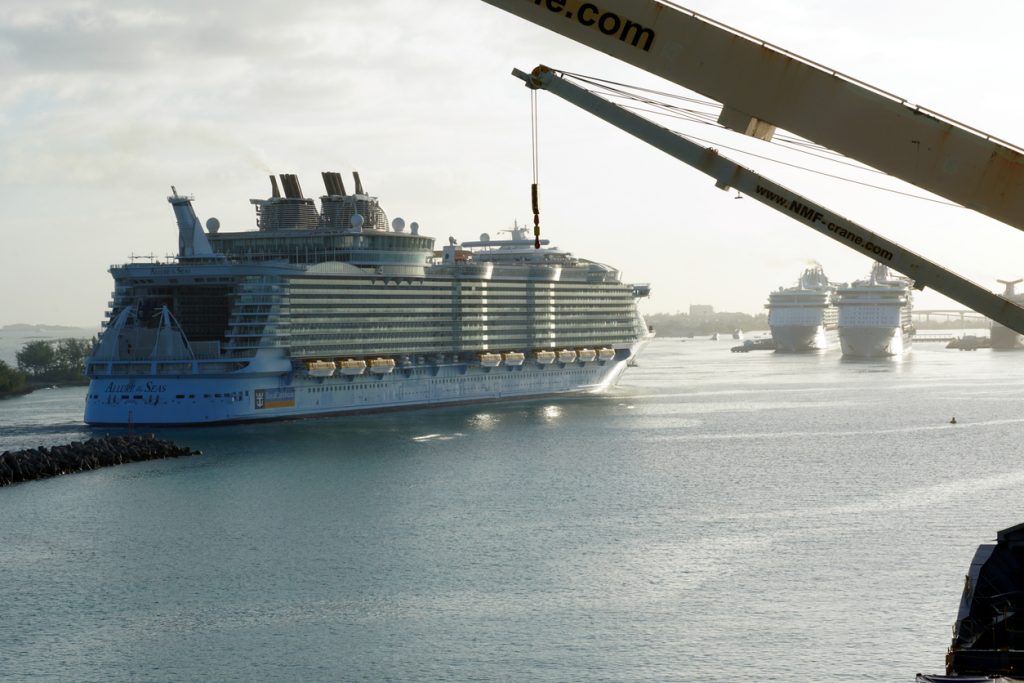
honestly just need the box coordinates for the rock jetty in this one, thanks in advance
[0,435,200,487]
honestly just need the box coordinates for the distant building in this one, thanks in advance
[689,304,714,319]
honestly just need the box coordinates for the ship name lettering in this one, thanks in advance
[104,381,167,393]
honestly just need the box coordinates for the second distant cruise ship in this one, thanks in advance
[766,265,837,352]
[836,263,914,358]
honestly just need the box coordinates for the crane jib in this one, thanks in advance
[752,186,894,262]
[512,65,1024,336]
[486,0,1024,231]
[528,0,656,52]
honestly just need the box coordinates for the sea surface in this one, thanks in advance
[1,336,1021,682]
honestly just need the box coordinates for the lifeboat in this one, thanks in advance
[535,350,556,365]
[597,347,616,361]
[305,360,336,377]
[479,352,502,367]
[557,349,577,363]
[503,352,525,366]
[369,358,396,374]
[577,348,597,362]
[337,359,367,376]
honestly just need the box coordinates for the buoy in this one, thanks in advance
[950,417,957,424]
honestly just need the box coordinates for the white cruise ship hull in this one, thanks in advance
[84,343,644,426]
[839,326,911,358]
[770,324,836,353]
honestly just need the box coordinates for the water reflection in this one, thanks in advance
[541,405,562,423]
[469,412,498,430]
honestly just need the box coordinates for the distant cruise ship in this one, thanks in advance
[836,263,914,358]
[766,266,837,352]
[83,171,653,425]
[991,279,1024,350]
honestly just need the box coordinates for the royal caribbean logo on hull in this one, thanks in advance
[254,387,295,410]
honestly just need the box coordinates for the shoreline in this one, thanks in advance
[0,379,90,401]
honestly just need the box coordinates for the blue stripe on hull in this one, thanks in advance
[84,358,634,426]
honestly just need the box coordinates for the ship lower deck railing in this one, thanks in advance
[87,359,251,377]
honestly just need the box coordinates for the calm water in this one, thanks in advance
[1,337,1022,682]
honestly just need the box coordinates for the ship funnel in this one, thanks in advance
[269,175,281,198]
[353,171,365,195]
[998,278,1024,297]
[321,171,346,196]
[280,174,305,199]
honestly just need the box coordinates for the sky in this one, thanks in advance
[2,0,1024,326]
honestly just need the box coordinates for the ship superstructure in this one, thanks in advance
[836,262,914,358]
[765,266,837,352]
[83,171,652,425]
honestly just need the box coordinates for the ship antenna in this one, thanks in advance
[171,185,178,198]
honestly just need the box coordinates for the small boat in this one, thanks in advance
[577,348,597,362]
[597,347,615,361]
[711,332,720,341]
[732,329,744,340]
[337,359,367,376]
[535,350,556,365]
[369,358,396,374]
[946,334,990,351]
[731,338,777,353]
[503,352,525,366]
[479,352,502,367]
[557,349,577,363]
[305,360,336,377]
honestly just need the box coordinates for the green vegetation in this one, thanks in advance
[0,360,27,397]
[15,338,93,384]
[646,311,768,337]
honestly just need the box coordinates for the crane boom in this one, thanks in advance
[512,65,1024,335]
[483,0,1024,232]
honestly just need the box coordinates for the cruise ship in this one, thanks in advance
[991,278,1024,350]
[836,262,914,358]
[83,171,652,426]
[765,266,837,352]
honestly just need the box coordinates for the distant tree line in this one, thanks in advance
[0,360,26,396]
[15,338,93,384]
[646,311,769,337]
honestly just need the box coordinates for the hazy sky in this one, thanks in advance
[3,0,1024,326]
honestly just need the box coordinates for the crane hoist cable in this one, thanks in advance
[530,88,541,249]
[556,69,963,208]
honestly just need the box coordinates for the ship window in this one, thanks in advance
[176,394,185,399]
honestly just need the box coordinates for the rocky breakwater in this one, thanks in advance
[0,435,201,486]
